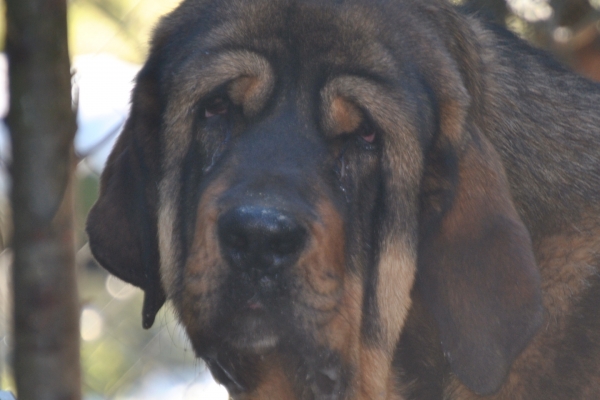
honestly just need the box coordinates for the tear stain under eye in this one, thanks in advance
[335,143,350,202]
[203,127,232,173]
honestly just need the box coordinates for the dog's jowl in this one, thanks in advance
[87,1,600,399]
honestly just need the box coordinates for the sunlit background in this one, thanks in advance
[0,0,599,399]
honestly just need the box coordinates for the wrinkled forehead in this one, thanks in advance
[154,0,417,158]
[162,0,401,85]
[155,0,430,194]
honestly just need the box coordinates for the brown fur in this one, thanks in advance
[86,0,600,399]
[178,178,229,330]
[240,355,297,400]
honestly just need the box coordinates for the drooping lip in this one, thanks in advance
[224,309,281,354]
[228,332,280,353]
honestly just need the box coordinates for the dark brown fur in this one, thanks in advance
[87,0,600,398]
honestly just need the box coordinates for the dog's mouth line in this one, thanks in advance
[227,332,280,353]
[246,299,263,310]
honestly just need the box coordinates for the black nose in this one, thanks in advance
[218,206,308,275]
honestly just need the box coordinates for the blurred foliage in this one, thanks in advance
[459,0,600,79]
[0,0,180,61]
[74,265,202,398]
[76,173,99,247]
[68,0,182,63]
[77,267,199,398]
[0,3,4,52]
[463,0,600,41]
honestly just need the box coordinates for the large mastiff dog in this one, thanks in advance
[86,0,600,398]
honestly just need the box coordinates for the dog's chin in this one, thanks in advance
[228,333,280,354]
[226,312,280,354]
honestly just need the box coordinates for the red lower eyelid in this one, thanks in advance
[205,105,228,118]
[204,97,230,118]
[361,132,376,143]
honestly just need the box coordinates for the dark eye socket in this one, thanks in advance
[203,95,230,118]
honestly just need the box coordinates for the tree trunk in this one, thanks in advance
[5,0,81,398]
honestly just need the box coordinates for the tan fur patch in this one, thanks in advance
[359,348,395,399]
[158,191,179,297]
[228,75,273,117]
[179,179,230,329]
[293,201,347,327]
[376,239,417,348]
[324,273,363,366]
[536,223,600,318]
[328,96,364,135]
[321,77,383,139]
[238,355,296,400]
[356,239,416,400]
[301,201,346,295]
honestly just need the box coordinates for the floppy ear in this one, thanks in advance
[412,4,544,394]
[86,64,166,329]
[417,105,544,393]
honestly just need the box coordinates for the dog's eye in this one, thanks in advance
[356,122,377,145]
[204,96,230,118]
[360,130,376,143]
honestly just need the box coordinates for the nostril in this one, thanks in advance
[223,231,249,253]
[218,206,307,272]
[269,230,306,256]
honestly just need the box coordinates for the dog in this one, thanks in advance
[86,0,600,398]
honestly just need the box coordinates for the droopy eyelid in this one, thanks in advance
[167,50,275,121]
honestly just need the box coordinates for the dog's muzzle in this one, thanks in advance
[218,205,308,278]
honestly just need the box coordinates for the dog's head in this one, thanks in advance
[87,0,543,397]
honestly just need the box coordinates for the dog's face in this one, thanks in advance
[87,0,544,398]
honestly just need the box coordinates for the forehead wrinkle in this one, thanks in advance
[321,40,399,78]
[171,50,273,113]
[322,76,406,132]
[203,1,397,76]
[289,2,400,74]
[198,0,290,55]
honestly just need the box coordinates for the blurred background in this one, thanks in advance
[0,0,598,399]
